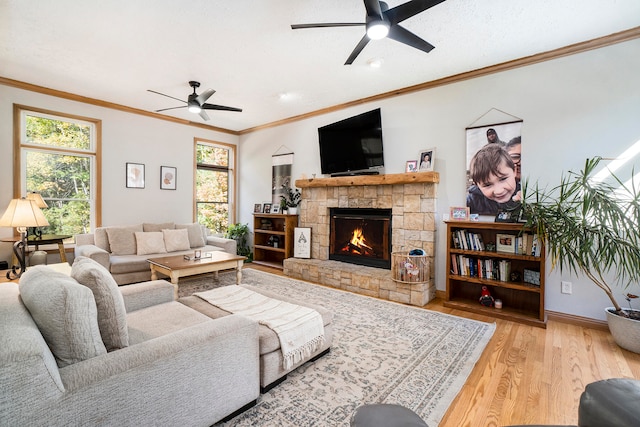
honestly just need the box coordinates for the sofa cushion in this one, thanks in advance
[163,228,191,252]
[176,223,206,248]
[106,224,143,255]
[71,256,129,351]
[143,222,175,232]
[19,266,107,367]
[135,232,167,256]
[94,227,110,252]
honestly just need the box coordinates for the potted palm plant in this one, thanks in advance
[225,223,253,262]
[280,184,301,215]
[522,157,640,353]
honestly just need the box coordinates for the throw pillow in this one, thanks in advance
[71,256,129,351]
[105,224,143,255]
[94,227,110,252]
[135,231,167,256]
[143,222,175,232]
[163,228,191,252]
[19,266,107,368]
[176,223,206,248]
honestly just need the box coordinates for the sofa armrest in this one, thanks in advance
[74,244,110,269]
[120,280,175,312]
[74,233,95,246]
[207,235,237,254]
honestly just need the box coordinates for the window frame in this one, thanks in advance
[14,104,102,232]
[193,138,236,230]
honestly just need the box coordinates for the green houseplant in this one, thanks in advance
[225,223,252,262]
[522,157,640,352]
[280,185,301,214]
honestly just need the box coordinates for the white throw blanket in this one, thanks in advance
[195,286,325,370]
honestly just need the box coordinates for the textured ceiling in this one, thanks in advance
[1,0,639,132]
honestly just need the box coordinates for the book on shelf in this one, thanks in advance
[450,255,512,282]
[451,229,485,251]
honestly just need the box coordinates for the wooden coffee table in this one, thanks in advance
[148,251,246,299]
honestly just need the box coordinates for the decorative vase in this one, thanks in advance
[605,307,640,354]
[288,207,298,215]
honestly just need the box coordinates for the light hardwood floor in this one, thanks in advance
[246,264,640,426]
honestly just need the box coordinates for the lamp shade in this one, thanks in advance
[26,192,48,208]
[0,198,50,228]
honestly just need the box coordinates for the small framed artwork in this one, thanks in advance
[418,148,435,172]
[271,204,281,214]
[160,166,177,190]
[126,163,145,189]
[254,204,262,213]
[263,203,272,214]
[405,160,418,173]
[496,233,516,253]
[495,208,518,223]
[450,206,470,221]
[294,227,311,258]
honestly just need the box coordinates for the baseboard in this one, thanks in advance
[435,290,608,330]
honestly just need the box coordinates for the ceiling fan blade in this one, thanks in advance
[195,88,215,105]
[155,106,187,112]
[387,24,435,53]
[345,34,371,65]
[147,89,186,104]
[363,0,384,18]
[291,23,364,29]
[384,0,446,25]
[202,103,243,112]
[198,110,210,121]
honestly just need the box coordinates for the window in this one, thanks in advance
[195,139,235,233]
[16,105,101,235]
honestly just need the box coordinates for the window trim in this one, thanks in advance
[193,137,236,226]
[14,104,102,230]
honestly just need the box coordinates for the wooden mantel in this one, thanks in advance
[295,171,439,188]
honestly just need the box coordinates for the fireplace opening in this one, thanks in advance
[329,208,392,269]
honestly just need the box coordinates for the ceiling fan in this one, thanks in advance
[148,81,242,121]
[291,0,445,65]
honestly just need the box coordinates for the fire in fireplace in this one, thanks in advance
[329,208,392,269]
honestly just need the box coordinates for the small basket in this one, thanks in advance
[392,251,429,284]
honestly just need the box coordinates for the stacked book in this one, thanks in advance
[450,255,512,282]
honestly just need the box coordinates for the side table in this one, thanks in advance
[1,234,72,265]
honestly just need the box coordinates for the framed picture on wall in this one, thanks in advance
[126,163,145,189]
[160,166,177,190]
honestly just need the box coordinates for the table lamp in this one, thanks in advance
[0,198,50,279]
[25,192,48,238]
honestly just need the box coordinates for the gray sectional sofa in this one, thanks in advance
[0,259,259,426]
[75,222,237,285]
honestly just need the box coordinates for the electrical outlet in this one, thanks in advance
[561,281,572,294]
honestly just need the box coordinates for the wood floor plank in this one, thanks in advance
[245,264,640,425]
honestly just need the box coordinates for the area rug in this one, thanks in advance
[177,269,495,426]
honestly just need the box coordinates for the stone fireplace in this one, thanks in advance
[283,172,439,306]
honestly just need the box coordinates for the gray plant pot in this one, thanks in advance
[606,307,640,354]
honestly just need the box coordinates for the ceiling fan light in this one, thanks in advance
[187,101,202,114]
[366,21,389,40]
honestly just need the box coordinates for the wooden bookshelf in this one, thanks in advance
[252,213,298,270]
[444,221,547,328]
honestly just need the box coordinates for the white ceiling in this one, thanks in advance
[1,0,639,132]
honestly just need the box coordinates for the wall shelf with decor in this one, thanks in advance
[252,213,298,270]
[444,221,546,328]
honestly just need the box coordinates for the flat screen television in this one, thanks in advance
[318,108,384,176]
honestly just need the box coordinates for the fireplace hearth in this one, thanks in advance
[329,208,392,269]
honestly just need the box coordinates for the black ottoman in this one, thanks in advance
[350,404,428,427]
[578,378,640,427]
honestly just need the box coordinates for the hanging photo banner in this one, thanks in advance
[465,120,523,216]
[272,152,293,207]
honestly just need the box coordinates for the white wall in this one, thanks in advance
[238,39,640,321]
[0,86,238,261]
